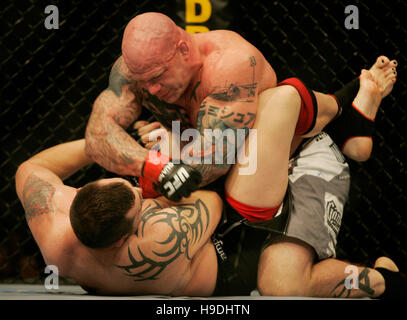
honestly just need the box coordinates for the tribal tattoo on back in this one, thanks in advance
[115,199,210,281]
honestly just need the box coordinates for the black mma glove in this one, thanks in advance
[142,150,202,201]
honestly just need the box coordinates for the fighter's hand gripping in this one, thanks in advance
[141,150,202,202]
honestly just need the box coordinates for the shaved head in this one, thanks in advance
[122,12,180,76]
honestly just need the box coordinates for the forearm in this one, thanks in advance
[181,134,232,186]
[85,90,147,176]
[192,163,230,187]
[26,139,93,180]
[85,118,148,176]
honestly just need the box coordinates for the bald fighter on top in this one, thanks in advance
[85,12,341,199]
[85,12,392,224]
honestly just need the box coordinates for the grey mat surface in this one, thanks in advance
[0,284,366,300]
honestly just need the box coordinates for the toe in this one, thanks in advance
[390,59,398,67]
[375,56,390,68]
[360,68,370,78]
[385,76,396,88]
[385,68,397,77]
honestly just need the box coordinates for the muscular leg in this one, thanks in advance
[225,56,398,209]
[257,237,386,298]
[225,85,300,208]
[301,92,337,138]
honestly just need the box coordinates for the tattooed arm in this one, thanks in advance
[185,54,261,186]
[85,56,147,177]
[15,139,93,223]
[116,191,222,293]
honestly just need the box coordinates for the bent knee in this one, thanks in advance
[258,85,301,111]
[257,237,315,297]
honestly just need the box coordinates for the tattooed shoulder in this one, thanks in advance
[208,55,258,103]
[115,199,210,282]
[22,173,56,223]
[108,59,131,98]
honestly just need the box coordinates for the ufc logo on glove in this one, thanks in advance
[160,165,190,197]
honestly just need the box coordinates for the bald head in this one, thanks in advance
[122,12,181,75]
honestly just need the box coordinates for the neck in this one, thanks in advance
[182,31,203,69]
[88,243,122,266]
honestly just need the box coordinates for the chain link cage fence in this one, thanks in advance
[1,0,406,287]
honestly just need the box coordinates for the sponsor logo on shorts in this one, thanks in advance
[326,199,342,236]
[329,142,346,163]
[212,236,227,262]
[315,132,328,142]
[324,193,344,257]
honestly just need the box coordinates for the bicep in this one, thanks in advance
[186,96,257,170]
[198,95,257,131]
[189,52,261,161]
[88,58,141,131]
[89,89,139,130]
[15,163,60,223]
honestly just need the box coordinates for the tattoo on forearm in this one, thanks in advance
[22,173,55,222]
[86,86,146,175]
[116,199,209,281]
[330,268,375,298]
[86,116,147,175]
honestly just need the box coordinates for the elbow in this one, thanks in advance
[84,138,94,160]
[84,127,99,161]
[16,160,30,179]
[15,161,30,198]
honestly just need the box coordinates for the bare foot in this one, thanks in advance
[339,57,398,162]
[341,70,382,161]
[352,69,382,120]
[368,55,398,98]
[374,257,399,272]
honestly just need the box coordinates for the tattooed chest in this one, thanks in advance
[141,89,194,131]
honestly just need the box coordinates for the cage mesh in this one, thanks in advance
[1,0,406,285]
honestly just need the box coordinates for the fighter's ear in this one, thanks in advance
[178,40,189,57]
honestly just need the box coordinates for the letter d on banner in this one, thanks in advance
[186,0,212,23]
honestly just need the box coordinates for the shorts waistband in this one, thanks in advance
[225,191,280,222]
